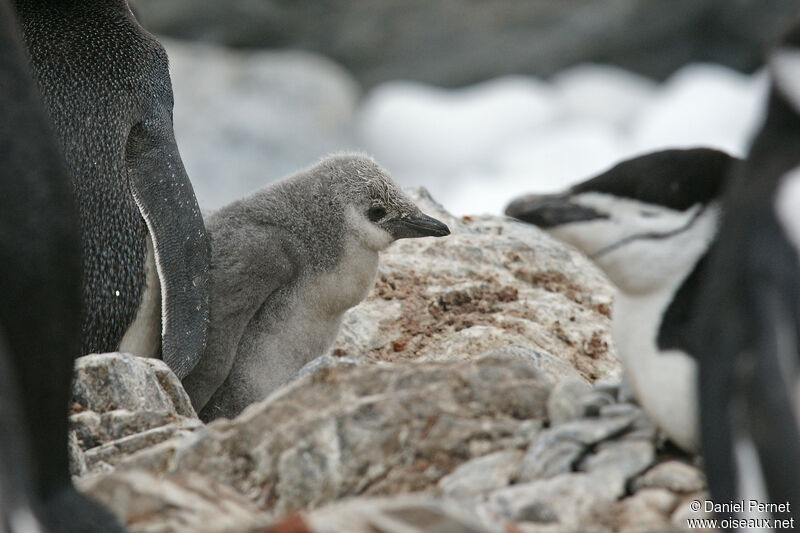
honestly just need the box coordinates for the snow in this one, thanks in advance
[629,63,768,156]
[166,41,771,217]
[357,76,559,177]
[552,64,657,130]
[356,63,770,216]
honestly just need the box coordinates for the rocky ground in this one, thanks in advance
[68,193,716,532]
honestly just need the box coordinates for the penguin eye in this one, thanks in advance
[367,205,387,222]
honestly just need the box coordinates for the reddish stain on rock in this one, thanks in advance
[262,513,311,533]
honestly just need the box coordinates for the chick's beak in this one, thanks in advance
[387,212,451,239]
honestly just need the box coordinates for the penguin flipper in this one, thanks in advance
[697,354,738,522]
[696,250,800,521]
[746,284,800,519]
[697,240,800,520]
[127,118,210,379]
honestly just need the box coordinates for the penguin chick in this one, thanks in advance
[183,154,450,420]
[505,148,737,452]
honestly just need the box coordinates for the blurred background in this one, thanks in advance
[133,0,799,215]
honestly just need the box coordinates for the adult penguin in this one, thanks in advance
[0,1,126,530]
[688,23,800,526]
[505,147,734,454]
[11,0,209,378]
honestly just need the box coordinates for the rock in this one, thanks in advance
[631,461,707,493]
[331,189,620,386]
[517,413,640,483]
[548,413,637,446]
[547,377,593,425]
[592,379,620,400]
[519,436,585,481]
[670,493,715,530]
[72,353,196,416]
[63,199,702,533]
[578,440,655,483]
[489,471,626,529]
[290,353,366,383]
[80,470,271,533]
[512,525,612,533]
[579,391,616,417]
[163,39,361,211]
[68,430,88,477]
[83,422,202,474]
[599,403,639,418]
[112,354,550,516]
[479,345,586,387]
[135,0,798,87]
[72,410,197,450]
[437,450,524,499]
[70,353,201,474]
[600,404,659,443]
[612,488,680,533]
[299,496,499,533]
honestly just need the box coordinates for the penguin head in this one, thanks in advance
[505,148,735,294]
[322,154,451,251]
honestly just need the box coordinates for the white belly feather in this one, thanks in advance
[118,234,161,357]
[236,236,380,400]
[613,289,700,452]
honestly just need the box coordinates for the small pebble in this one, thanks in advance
[547,377,592,425]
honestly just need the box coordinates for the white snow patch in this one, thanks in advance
[357,62,768,216]
[357,76,558,176]
[629,63,768,157]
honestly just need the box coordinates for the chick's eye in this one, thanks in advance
[368,205,387,221]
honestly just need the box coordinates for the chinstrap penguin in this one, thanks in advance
[687,25,800,526]
[0,2,125,530]
[12,0,210,378]
[183,154,450,421]
[505,147,737,454]
[508,136,800,525]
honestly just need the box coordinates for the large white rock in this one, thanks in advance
[332,189,620,384]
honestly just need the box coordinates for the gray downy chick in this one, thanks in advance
[183,154,450,421]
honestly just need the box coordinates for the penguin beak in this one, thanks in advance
[387,212,451,239]
[505,194,608,228]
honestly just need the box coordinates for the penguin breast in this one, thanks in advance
[612,289,700,452]
[313,236,381,316]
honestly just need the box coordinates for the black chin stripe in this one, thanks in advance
[591,204,710,260]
